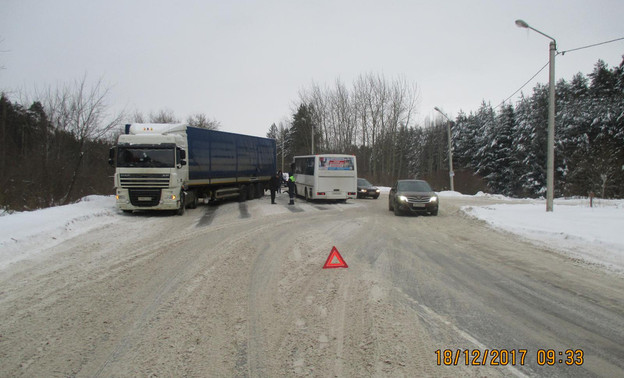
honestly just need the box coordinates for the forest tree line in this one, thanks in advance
[1,58,622,212]
[270,59,624,198]
[0,77,218,212]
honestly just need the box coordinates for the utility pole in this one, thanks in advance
[516,19,557,212]
[434,107,455,192]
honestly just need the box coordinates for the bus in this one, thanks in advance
[292,154,357,201]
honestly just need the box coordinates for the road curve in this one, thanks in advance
[0,193,622,377]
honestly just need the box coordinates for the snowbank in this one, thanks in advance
[1,193,622,275]
[463,201,624,273]
[0,196,118,270]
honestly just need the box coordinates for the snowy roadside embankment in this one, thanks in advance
[0,196,118,270]
[1,192,622,275]
[461,199,624,274]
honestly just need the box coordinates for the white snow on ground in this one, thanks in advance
[0,196,119,270]
[459,196,624,274]
[1,193,623,274]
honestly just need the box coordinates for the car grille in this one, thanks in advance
[120,173,170,188]
[129,189,162,207]
[404,196,431,203]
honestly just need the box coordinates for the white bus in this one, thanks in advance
[292,154,357,201]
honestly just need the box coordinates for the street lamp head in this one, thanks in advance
[434,106,441,112]
[515,19,529,28]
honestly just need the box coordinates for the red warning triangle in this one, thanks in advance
[323,246,348,269]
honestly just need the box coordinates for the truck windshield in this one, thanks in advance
[117,147,175,168]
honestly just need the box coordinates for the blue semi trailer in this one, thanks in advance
[109,123,276,215]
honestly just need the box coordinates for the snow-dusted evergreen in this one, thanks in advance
[452,59,624,198]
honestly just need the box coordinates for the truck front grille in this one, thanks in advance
[129,189,162,207]
[120,173,170,188]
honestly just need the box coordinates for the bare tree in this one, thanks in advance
[149,109,178,123]
[41,75,124,204]
[297,73,420,182]
[0,37,7,71]
[129,110,146,123]
[187,113,220,130]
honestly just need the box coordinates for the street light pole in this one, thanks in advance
[516,19,556,212]
[434,107,455,192]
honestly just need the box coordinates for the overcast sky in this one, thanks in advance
[2,0,623,137]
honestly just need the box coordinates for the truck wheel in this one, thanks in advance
[176,193,186,215]
[247,184,255,200]
[189,193,198,209]
[239,186,247,202]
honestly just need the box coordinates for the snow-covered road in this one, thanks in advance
[1,192,623,376]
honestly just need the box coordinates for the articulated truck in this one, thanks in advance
[109,123,276,215]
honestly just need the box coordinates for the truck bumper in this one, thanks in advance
[115,188,181,211]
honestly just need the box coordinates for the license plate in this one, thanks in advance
[412,203,425,208]
[138,196,152,201]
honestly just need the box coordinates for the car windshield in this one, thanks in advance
[358,178,372,186]
[117,147,175,168]
[397,181,432,192]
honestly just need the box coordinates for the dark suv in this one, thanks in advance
[357,178,380,199]
[388,179,438,216]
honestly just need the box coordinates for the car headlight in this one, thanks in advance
[375,189,380,193]
[429,196,438,203]
[398,195,408,202]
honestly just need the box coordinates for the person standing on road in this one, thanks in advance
[277,170,283,193]
[269,171,280,204]
[287,173,296,205]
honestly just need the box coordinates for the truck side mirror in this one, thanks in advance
[108,147,116,166]
[177,148,187,166]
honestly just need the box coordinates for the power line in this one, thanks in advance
[560,36,624,55]
[495,61,549,110]
[494,36,624,110]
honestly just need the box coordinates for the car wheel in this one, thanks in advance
[393,202,402,216]
[373,195,379,199]
[389,198,394,211]
[430,208,438,216]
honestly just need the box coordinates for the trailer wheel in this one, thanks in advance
[189,192,198,209]
[239,185,247,202]
[255,183,264,198]
[247,184,255,200]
